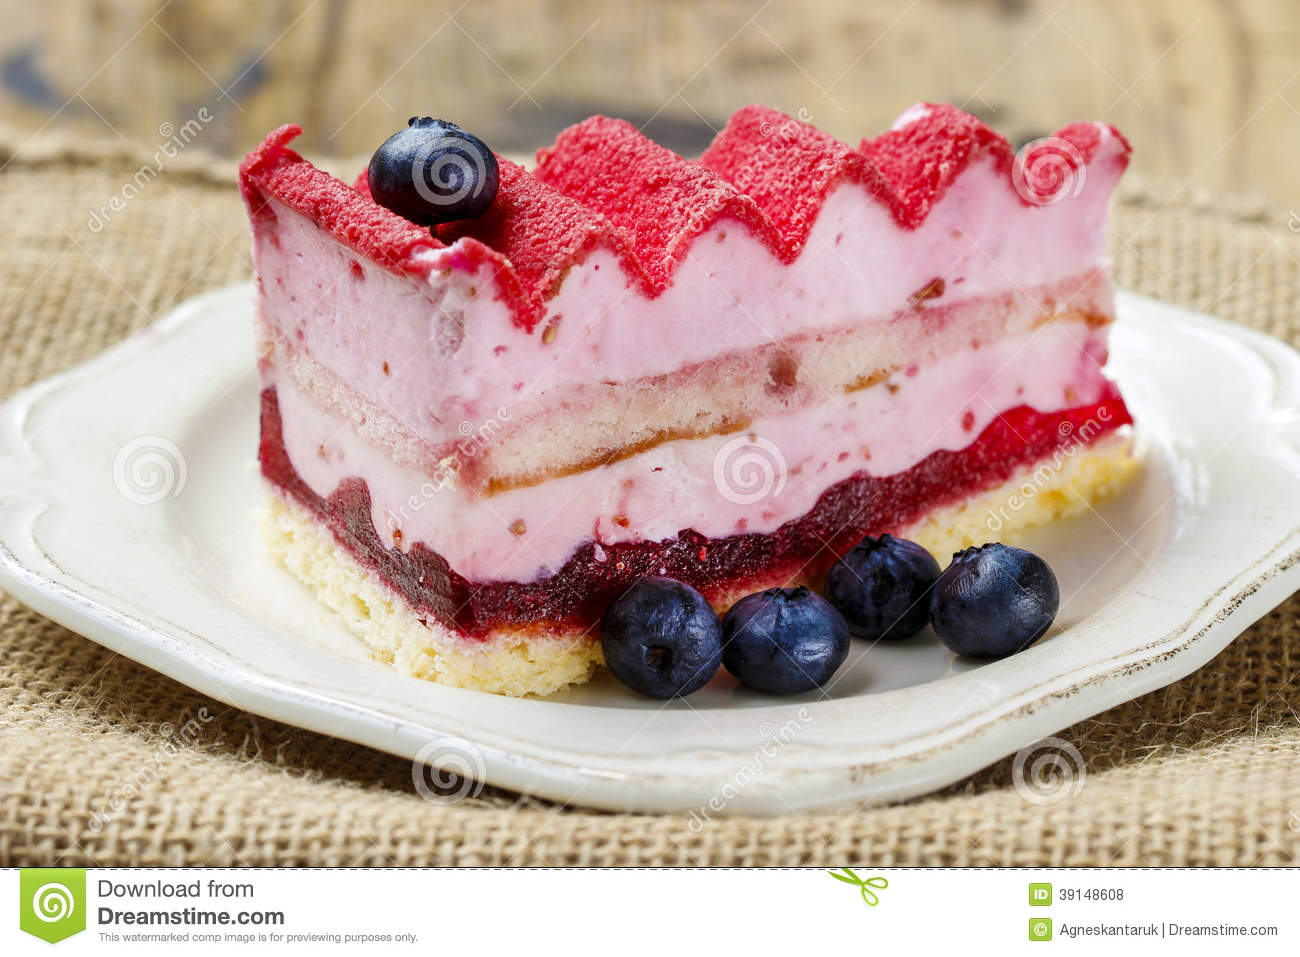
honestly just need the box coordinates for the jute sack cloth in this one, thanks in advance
[1,129,1298,866]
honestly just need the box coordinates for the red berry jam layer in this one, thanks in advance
[260,386,1131,640]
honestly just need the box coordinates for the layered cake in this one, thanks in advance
[239,104,1137,696]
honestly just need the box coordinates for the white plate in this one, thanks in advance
[1,284,1298,814]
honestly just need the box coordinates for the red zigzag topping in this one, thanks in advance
[240,105,1130,334]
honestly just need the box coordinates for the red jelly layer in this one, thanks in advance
[260,387,1131,640]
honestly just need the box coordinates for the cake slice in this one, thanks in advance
[240,104,1137,696]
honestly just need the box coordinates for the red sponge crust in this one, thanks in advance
[241,127,539,330]
[533,115,790,287]
[241,106,1129,334]
[439,158,653,309]
[698,105,891,251]
[239,124,446,276]
[858,104,1014,226]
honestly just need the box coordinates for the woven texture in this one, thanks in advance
[1,131,1298,866]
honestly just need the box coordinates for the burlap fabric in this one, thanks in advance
[2,129,1298,866]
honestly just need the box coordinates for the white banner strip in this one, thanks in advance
[3,867,1293,954]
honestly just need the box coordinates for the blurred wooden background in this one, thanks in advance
[2,0,1298,203]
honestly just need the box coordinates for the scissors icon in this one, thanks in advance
[827,868,888,906]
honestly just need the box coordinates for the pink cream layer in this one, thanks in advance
[267,316,1112,583]
[252,150,1124,461]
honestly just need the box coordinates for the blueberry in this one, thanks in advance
[721,586,850,694]
[600,577,723,698]
[367,117,500,227]
[930,543,1059,658]
[826,534,941,641]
